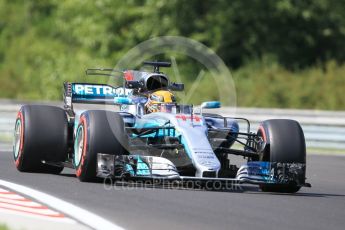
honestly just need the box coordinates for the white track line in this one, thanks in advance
[0,179,124,230]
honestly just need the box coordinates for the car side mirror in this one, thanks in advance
[114,97,132,105]
[169,82,184,91]
[200,101,221,109]
[125,81,143,89]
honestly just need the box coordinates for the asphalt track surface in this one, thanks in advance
[1,151,345,230]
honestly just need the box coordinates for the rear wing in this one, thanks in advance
[63,62,184,110]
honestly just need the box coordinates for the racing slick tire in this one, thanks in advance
[74,110,128,182]
[257,119,306,193]
[13,105,68,174]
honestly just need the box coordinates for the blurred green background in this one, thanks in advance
[0,0,344,109]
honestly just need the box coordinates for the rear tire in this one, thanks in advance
[13,105,68,174]
[257,119,306,193]
[74,110,128,182]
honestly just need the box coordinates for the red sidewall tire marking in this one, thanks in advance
[15,111,24,167]
[76,116,88,177]
[258,126,267,142]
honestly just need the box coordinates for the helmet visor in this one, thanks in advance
[160,103,177,113]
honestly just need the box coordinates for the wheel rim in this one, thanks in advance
[74,125,84,167]
[257,127,270,161]
[13,119,22,159]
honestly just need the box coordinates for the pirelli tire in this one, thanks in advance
[257,119,306,193]
[13,105,68,174]
[74,110,129,182]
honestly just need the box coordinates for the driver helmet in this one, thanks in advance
[145,90,176,113]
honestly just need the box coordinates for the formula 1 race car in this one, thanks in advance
[13,61,310,193]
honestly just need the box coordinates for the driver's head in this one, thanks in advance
[145,90,176,113]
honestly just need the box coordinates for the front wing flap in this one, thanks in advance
[97,153,310,187]
[236,161,308,186]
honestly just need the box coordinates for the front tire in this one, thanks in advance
[74,110,128,182]
[257,119,306,193]
[13,105,68,174]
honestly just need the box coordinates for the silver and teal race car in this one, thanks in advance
[13,61,310,193]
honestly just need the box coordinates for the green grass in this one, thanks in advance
[232,60,345,110]
[1,1,345,110]
[307,148,345,155]
[0,134,12,143]
[0,224,9,230]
